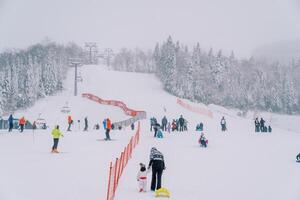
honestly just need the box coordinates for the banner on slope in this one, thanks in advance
[82,93,146,128]
[177,98,213,118]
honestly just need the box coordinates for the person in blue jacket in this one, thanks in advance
[103,119,107,130]
[8,114,14,132]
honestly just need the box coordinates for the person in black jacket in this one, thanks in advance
[254,118,260,132]
[260,118,265,132]
[178,115,184,132]
[84,117,88,131]
[148,147,165,191]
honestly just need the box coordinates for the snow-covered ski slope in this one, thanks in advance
[1,65,300,200]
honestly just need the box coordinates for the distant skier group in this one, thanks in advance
[254,117,272,133]
[150,115,189,138]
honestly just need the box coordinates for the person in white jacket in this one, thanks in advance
[137,163,148,192]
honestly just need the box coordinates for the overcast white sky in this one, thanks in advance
[0,0,299,58]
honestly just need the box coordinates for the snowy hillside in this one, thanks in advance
[1,65,300,200]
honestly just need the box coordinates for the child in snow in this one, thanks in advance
[199,132,208,148]
[167,122,171,133]
[137,163,148,192]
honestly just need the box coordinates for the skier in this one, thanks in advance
[137,163,148,192]
[19,117,26,133]
[8,114,14,132]
[254,118,260,132]
[198,132,208,148]
[260,118,265,132]
[131,123,135,130]
[83,117,88,131]
[220,116,226,131]
[161,116,168,132]
[67,115,73,131]
[105,118,112,140]
[51,125,63,153]
[148,147,165,191]
[178,115,185,132]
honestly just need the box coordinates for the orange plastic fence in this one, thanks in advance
[106,122,141,200]
[82,93,145,117]
[177,98,213,118]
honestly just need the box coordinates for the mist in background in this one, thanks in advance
[0,0,299,58]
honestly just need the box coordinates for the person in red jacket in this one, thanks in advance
[67,115,73,131]
[105,118,111,140]
[19,117,26,133]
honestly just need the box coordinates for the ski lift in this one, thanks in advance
[61,102,71,113]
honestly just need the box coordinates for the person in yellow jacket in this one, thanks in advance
[51,125,63,153]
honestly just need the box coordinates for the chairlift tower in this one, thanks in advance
[84,42,98,64]
[104,48,114,67]
[69,58,83,96]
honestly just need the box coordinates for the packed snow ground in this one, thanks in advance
[1,64,300,200]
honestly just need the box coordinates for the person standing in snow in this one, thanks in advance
[137,163,148,192]
[83,117,88,131]
[102,119,106,130]
[67,115,73,131]
[161,116,168,132]
[131,123,135,130]
[8,114,14,132]
[171,120,177,132]
[148,147,165,191]
[178,115,185,132]
[254,117,260,132]
[167,122,171,133]
[150,117,157,132]
[105,118,112,140]
[183,119,188,131]
[51,125,63,153]
[220,116,226,131]
[260,118,265,132]
[19,117,26,133]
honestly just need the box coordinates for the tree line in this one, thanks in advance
[0,42,83,115]
[112,36,300,114]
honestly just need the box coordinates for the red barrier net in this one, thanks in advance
[106,122,141,200]
[82,93,145,117]
[177,98,213,118]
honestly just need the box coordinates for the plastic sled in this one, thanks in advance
[155,188,170,198]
